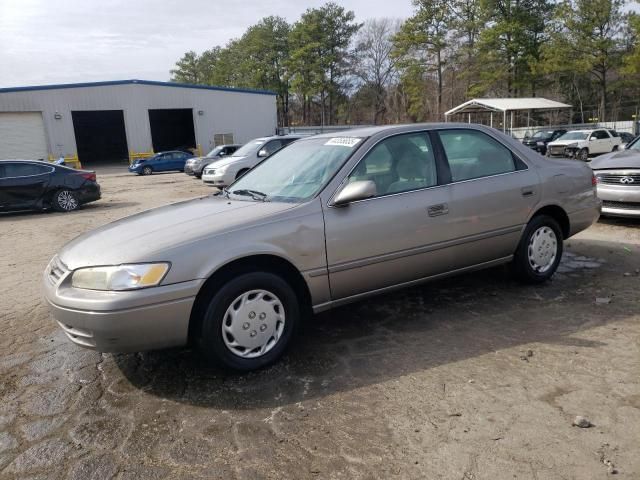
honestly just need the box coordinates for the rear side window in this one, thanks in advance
[3,163,52,177]
[438,130,517,182]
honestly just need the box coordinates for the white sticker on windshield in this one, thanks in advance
[325,137,362,147]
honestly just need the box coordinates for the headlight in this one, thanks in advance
[71,263,170,291]
[567,143,578,149]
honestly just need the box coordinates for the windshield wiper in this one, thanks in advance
[231,189,269,201]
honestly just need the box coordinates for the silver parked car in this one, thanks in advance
[590,135,640,217]
[201,135,302,187]
[184,144,241,178]
[44,124,600,371]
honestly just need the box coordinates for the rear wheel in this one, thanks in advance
[142,166,153,175]
[197,272,300,371]
[512,215,563,283]
[52,189,80,212]
[578,148,589,161]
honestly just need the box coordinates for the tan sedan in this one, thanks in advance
[44,124,600,371]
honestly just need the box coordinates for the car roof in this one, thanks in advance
[0,159,50,164]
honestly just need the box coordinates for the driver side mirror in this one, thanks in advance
[333,180,377,206]
[257,149,268,158]
[590,137,597,141]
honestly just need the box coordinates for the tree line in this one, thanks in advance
[171,0,640,128]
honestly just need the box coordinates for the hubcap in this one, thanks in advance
[527,226,558,273]
[221,289,285,358]
[57,191,78,211]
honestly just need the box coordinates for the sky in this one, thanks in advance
[0,0,413,88]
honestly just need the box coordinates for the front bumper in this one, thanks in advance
[128,164,143,174]
[597,183,640,217]
[43,258,203,352]
[202,170,232,187]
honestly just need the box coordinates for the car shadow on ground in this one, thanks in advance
[113,239,636,410]
[598,216,640,228]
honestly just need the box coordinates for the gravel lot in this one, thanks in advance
[1,168,639,479]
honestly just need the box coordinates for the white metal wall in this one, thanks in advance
[0,83,278,158]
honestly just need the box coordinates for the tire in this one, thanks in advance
[52,189,80,212]
[612,145,619,152]
[197,272,300,371]
[142,166,153,175]
[236,169,250,180]
[512,215,563,284]
[578,148,589,161]
[194,173,202,179]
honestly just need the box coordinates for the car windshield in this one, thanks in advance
[558,132,588,140]
[532,130,554,138]
[227,136,363,203]
[627,138,640,150]
[230,139,267,157]
[205,146,224,158]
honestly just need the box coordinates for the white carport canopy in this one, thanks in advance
[444,98,572,132]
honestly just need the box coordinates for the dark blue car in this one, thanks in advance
[128,151,194,175]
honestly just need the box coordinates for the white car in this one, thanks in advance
[202,135,301,187]
[547,129,622,161]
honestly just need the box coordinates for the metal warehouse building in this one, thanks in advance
[0,79,277,166]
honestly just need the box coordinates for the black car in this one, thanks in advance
[523,129,567,155]
[619,132,636,144]
[0,160,101,213]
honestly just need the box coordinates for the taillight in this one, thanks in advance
[77,172,96,182]
[592,174,598,186]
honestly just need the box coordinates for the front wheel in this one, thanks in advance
[142,166,153,175]
[52,189,80,212]
[197,272,300,371]
[512,215,563,284]
[236,169,250,180]
[578,148,589,161]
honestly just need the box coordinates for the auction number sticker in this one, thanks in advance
[325,137,362,147]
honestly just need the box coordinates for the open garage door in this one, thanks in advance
[148,109,196,153]
[0,112,48,160]
[72,110,129,165]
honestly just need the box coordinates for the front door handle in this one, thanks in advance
[428,203,449,217]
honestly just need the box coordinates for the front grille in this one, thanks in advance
[548,146,566,156]
[47,256,69,285]
[597,173,640,185]
[602,200,640,210]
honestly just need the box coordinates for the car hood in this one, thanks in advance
[589,149,640,170]
[548,139,585,146]
[208,156,248,169]
[58,196,295,270]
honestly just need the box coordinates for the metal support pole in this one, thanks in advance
[503,111,506,133]
[468,113,471,124]
[490,112,493,128]
[510,111,513,135]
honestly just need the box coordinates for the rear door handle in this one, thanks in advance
[521,187,535,197]
[428,203,449,217]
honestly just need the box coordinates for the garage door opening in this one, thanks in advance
[148,109,196,153]
[71,110,129,165]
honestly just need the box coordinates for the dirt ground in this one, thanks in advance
[1,168,639,480]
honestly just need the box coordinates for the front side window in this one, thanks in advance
[348,132,437,196]
[439,130,516,182]
[228,137,361,203]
